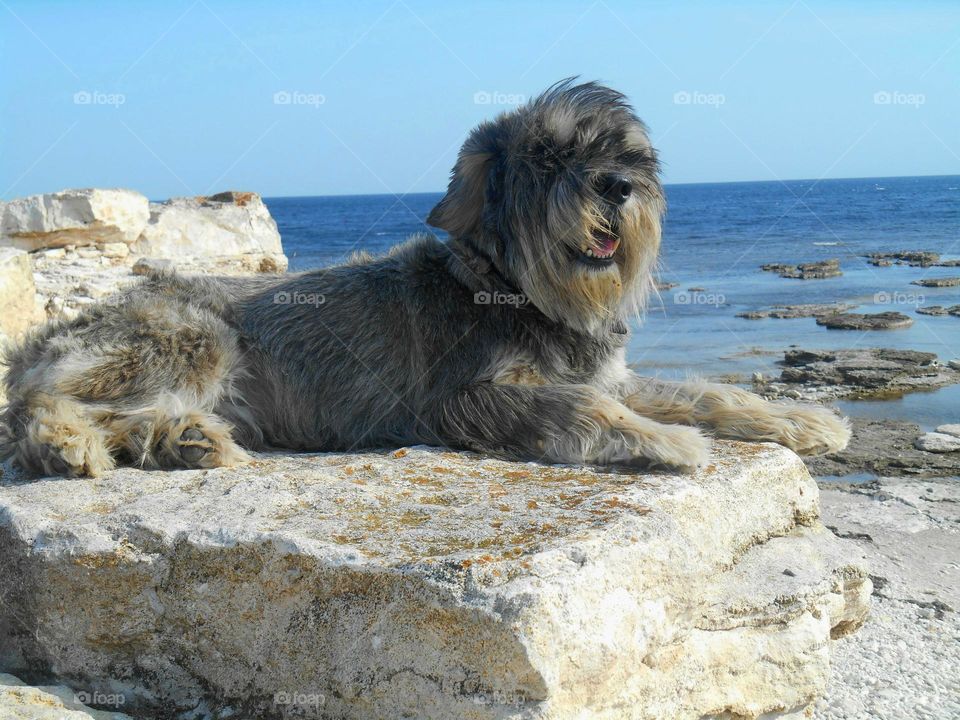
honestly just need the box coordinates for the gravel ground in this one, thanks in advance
[814,477,960,719]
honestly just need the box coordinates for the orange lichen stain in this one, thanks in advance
[418,494,453,506]
[597,496,652,515]
[461,559,473,568]
[490,520,503,529]
[497,503,511,512]
[504,470,530,480]
[489,482,508,499]
[520,561,532,569]
[343,466,355,475]
[408,476,445,489]
[703,464,718,474]
[526,500,539,509]
[393,448,409,458]
[352,478,367,485]
[431,466,455,474]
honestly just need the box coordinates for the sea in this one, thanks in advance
[264,175,960,430]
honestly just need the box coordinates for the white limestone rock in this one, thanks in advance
[0,248,43,345]
[0,442,869,720]
[914,432,960,453]
[0,673,131,719]
[131,191,287,272]
[934,424,960,439]
[0,189,149,251]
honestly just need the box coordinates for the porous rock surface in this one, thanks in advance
[0,443,869,720]
[0,673,132,720]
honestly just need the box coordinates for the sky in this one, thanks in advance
[1,1,958,200]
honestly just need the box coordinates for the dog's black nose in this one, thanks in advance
[601,175,633,204]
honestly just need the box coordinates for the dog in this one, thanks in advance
[0,79,850,478]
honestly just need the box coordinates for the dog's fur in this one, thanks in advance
[0,80,850,477]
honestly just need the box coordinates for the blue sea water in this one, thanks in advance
[265,175,960,428]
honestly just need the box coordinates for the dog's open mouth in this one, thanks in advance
[578,229,620,267]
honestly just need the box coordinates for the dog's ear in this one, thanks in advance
[427,123,499,237]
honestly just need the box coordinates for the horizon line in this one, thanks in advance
[260,172,959,201]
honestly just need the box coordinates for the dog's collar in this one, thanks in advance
[446,237,524,298]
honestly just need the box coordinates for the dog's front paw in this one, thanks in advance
[769,404,851,456]
[595,420,711,472]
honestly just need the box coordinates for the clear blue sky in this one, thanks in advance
[1,1,958,200]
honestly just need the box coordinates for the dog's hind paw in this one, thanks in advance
[765,404,852,456]
[156,415,251,469]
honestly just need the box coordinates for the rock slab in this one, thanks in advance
[0,189,149,251]
[0,443,868,720]
[132,191,287,272]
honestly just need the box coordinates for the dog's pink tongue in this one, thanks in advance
[598,236,617,253]
[594,232,618,254]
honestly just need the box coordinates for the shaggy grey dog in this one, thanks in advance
[0,80,850,477]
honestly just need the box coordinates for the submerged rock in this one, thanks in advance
[738,302,858,320]
[761,259,842,279]
[0,443,869,720]
[911,276,960,288]
[815,312,913,330]
[757,348,960,401]
[866,251,940,267]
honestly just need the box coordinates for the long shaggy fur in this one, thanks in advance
[0,79,850,477]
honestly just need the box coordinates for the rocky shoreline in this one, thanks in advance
[0,188,286,344]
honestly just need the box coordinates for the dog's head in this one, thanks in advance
[428,79,664,334]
